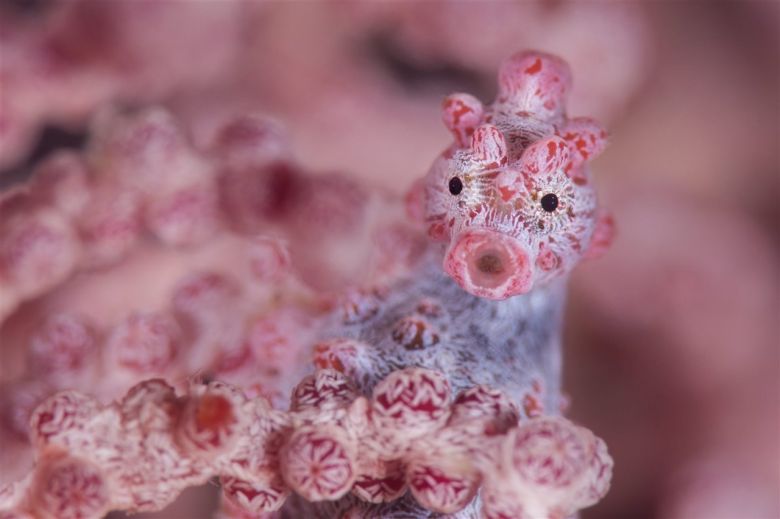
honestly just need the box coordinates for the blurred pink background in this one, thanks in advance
[1,2,778,518]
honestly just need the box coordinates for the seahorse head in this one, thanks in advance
[424,51,613,300]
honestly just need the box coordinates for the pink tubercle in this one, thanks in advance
[105,312,181,374]
[583,210,615,260]
[352,460,407,504]
[497,51,572,121]
[31,453,110,519]
[145,183,222,247]
[371,368,451,435]
[29,391,99,447]
[406,460,480,513]
[221,475,289,514]
[176,383,243,457]
[280,426,356,501]
[442,93,485,148]
[27,314,97,377]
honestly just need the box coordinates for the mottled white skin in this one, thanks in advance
[323,250,565,407]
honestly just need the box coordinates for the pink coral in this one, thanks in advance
[0,50,618,517]
[0,369,611,518]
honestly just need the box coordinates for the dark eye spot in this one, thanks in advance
[541,193,559,212]
[448,177,463,196]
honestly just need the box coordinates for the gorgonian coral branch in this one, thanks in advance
[0,368,611,519]
[1,49,616,518]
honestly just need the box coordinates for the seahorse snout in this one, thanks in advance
[444,229,532,300]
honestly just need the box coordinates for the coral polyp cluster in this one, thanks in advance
[0,368,610,519]
[0,108,279,320]
[0,103,407,324]
[1,50,614,517]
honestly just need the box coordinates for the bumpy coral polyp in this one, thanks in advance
[29,391,99,448]
[312,338,366,377]
[290,369,359,412]
[75,183,141,269]
[28,314,97,378]
[352,461,407,504]
[1,367,612,518]
[449,385,520,435]
[510,419,589,487]
[0,205,80,300]
[31,454,110,519]
[371,368,451,437]
[484,416,613,518]
[406,460,480,514]
[105,313,181,374]
[30,152,91,218]
[280,426,357,501]
[221,475,289,514]
[177,383,243,457]
[144,182,221,246]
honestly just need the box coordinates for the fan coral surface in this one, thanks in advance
[0,51,613,518]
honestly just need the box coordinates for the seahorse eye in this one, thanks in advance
[541,193,559,212]
[448,177,463,195]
